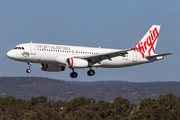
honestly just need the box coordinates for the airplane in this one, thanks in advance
[7,25,172,78]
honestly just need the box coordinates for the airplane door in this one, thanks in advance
[132,51,137,62]
[72,50,75,55]
[72,50,78,55]
[30,44,36,55]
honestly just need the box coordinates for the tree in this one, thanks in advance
[30,96,47,106]
[139,98,155,109]
[65,96,96,117]
[112,97,130,117]
[135,93,180,120]
[0,96,25,111]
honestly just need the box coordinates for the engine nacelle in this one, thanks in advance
[41,63,65,72]
[66,58,89,68]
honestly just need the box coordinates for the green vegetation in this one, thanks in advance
[0,93,180,119]
[0,77,180,119]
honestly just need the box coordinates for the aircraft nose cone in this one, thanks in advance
[7,50,14,59]
[7,51,10,58]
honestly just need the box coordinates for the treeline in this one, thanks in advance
[0,93,180,119]
[2,77,180,104]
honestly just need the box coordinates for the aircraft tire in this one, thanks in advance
[87,70,95,76]
[70,72,78,78]
[26,69,31,73]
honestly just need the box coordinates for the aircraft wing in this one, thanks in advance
[74,48,137,61]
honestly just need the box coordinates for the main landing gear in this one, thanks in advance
[26,62,31,73]
[70,68,78,78]
[87,69,95,76]
[70,68,95,78]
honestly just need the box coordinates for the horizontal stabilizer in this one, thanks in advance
[145,53,173,58]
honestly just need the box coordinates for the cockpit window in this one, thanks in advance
[14,47,25,50]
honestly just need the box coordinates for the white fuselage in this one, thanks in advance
[7,43,159,68]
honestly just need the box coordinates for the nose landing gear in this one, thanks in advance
[26,62,31,73]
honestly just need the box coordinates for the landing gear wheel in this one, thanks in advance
[70,72,78,78]
[87,70,95,76]
[26,62,32,73]
[26,69,31,73]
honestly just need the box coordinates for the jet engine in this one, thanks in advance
[66,58,89,68]
[41,63,65,72]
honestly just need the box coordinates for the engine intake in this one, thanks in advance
[66,58,89,68]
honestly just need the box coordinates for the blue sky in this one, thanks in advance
[0,1,179,82]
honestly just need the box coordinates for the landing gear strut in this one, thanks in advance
[26,62,31,73]
[70,68,78,78]
[87,69,95,76]
[87,61,95,76]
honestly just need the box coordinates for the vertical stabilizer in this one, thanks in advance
[134,25,161,58]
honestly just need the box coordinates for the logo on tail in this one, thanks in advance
[134,25,160,58]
